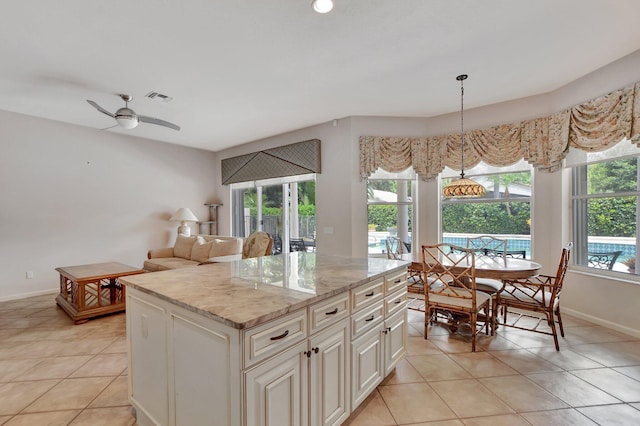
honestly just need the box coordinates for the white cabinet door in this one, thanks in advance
[170,312,240,426]
[245,341,308,426]
[309,320,350,426]
[384,308,407,376]
[351,324,384,409]
[127,292,168,426]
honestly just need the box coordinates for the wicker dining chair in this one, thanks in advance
[242,231,274,259]
[422,243,491,352]
[466,235,508,334]
[498,242,573,351]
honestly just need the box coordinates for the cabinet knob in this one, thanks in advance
[365,291,375,297]
[365,315,375,322]
[325,308,339,315]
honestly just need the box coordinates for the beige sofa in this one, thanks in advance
[144,234,244,272]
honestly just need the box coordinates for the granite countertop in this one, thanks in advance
[120,252,409,330]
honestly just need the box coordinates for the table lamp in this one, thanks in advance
[170,208,199,236]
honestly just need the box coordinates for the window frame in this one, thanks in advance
[570,155,640,277]
[440,163,533,258]
[366,174,417,257]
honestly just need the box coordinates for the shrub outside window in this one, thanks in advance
[441,161,532,258]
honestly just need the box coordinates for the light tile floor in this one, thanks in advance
[344,308,640,425]
[1,295,640,425]
[0,294,134,425]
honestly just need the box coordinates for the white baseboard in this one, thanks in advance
[562,307,640,339]
[0,288,58,303]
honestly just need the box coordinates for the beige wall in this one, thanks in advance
[215,49,640,335]
[0,110,218,301]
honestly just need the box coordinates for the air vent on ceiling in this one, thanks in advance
[145,91,173,102]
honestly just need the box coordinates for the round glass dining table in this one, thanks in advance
[399,252,542,280]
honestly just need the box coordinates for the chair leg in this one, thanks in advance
[424,308,430,340]
[471,312,477,352]
[556,306,565,337]
[548,312,560,351]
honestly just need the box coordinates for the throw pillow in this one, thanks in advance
[191,237,215,262]
[174,235,197,259]
[209,238,240,258]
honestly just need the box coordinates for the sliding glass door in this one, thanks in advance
[231,174,316,254]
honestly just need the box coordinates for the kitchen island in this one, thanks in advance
[121,252,409,426]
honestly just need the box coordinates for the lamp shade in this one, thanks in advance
[170,208,198,223]
[442,177,486,198]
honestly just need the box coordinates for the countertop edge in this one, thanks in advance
[123,258,409,330]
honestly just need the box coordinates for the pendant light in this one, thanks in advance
[442,74,486,198]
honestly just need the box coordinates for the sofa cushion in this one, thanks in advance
[174,235,197,259]
[191,237,215,263]
[144,257,199,272]
[209,238,241,258]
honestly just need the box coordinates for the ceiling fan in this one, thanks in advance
[87,94,180,131]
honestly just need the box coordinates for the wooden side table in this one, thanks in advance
[55,262,145,324]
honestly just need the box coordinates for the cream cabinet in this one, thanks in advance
[308,319,350,426]
[245,340,308,426]
[244,293,350,426]
[127,288,241,426]
[127,294,169,426]
[350,270,408,411]
[127,268,407,426]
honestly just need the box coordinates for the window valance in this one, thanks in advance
[360,82,640,180]
[222,139,321,185]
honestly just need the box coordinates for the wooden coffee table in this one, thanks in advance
[55,262,145,324]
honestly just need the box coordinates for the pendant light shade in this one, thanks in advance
[443,74,486,198]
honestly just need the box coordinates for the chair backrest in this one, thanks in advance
[422,243,477,307]
[587,250,621,270]
[271,234,283,255]
[385,236,407,260]
[289,238,306,252]
[242,231,274,259]
[551,242,573,300]
[466,235,507,258]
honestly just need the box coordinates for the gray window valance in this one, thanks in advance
[222,139,321,185]
[360,81,640,181]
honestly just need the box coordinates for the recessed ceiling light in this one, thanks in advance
[312,0,333,14]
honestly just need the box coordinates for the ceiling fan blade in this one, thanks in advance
[138,115,181,131]
[87,100,115,118]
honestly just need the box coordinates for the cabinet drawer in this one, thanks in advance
[385,287,407,317]
[309,292,350,335]
[351,300,384,340]
[351,279,384,312]
[243,309,307,368]
[385,270,407,294]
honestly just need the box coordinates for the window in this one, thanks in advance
[441,160,532,258]
[570,141,640,275]
[367,168,416,257]
[231,174,316,254]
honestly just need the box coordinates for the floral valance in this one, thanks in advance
[360,82,640,180]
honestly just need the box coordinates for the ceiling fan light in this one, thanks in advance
[312,0,333,13]
[115,107,138,129]
[116,115,138,129]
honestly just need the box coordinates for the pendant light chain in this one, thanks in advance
[457,74,468,180]
[442,74,486,198]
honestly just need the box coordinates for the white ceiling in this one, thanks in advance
[2,0,640,152]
